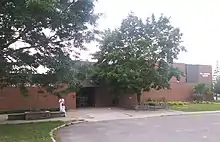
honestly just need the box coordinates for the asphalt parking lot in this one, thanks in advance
[59,113,220,142]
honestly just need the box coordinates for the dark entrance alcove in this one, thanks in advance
[76,87,96,107]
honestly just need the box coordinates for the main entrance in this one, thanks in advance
[76,87,96,107]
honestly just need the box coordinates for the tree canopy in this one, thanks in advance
[214,76,220,94]
[93,13,186,102]
[213,60,220,94]
[0,0,99,94]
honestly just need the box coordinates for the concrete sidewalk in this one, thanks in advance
[73,108,220,122]
[1,108,220,124]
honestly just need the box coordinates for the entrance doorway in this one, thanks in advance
[76,87,96,107]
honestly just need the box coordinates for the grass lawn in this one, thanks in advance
[0,121,64,142]
[171,103,220,112]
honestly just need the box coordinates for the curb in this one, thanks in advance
[50,119,85,142]
[134,111,220,119]
[141,111,220,119]
[169,111,220,116]
[82,111,220,122]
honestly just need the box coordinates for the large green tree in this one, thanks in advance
[213,60,220,95]
[93,13,186,103]
[214,76,220,95]
[0,0,99,94]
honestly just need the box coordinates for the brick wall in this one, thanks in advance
[117,83,195,108]
[94,63,212,108]
[0,87,76,111]
[94,87,113,107]
[0,63,212,110]
[140,73,195,102]
[141,82,194,102]
[118,94,137,108]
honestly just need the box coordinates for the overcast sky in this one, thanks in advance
[81,0,220,69]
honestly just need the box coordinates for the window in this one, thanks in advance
[185,64,199,83]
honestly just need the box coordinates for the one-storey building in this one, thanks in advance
[0,63,212,111]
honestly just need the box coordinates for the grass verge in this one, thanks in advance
[0,121,64,142]
[171,103,220,112]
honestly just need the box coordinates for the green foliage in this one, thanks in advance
[213,60,220,94]
[192,100,213,104]
[143,100,165,106]
[168,66,185,81]
[213,60,220,83]
[143,100,188,106]
[25,0,59,12]
[167,101,188,106]
[214,76,220,94]
[34,60,93,97]
[193,84,212,101]
[144,101,158,106]
[93,13,185,101]
[0,0,99,95]
[144,100,189,106]
[193,84,210,95]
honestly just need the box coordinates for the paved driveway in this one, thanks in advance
[58,113,220,142]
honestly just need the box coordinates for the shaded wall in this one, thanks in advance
[94,87,114,107]
[118,94,138,108]
[0,87,76,111]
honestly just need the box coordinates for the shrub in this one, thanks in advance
[193,84,212,101]
[144,100,189,106]
[192,94,204,102]
[167,101,188,106]
[144,101,157,106]
[192,100,213,104]
[148,102,157,106]
[194,84,210,94]
[143,100,166,106]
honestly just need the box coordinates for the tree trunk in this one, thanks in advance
[137,92,141,105]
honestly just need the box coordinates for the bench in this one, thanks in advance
[7,111,65,120]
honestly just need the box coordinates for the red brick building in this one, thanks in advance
[0,63,212,111]
[117,63,212,108]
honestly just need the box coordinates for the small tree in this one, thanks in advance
[194,84,209,95]
[93,13,186,104]
[193,84,210,101]
[214,76,220,94]
[213,60,220,83]
[213,60,220,96]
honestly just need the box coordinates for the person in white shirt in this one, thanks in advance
[58,97,66,116]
